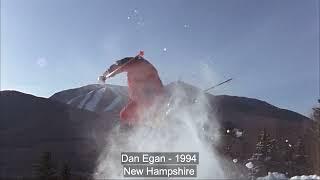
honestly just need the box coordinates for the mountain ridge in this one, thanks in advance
[49,82,310,121]
[0,82,316,177]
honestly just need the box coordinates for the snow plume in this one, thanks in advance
[94,83,225,179]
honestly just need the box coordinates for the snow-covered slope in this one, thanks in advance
[257,172,320,180]
[50,82,201,114]
[50,84,128,113]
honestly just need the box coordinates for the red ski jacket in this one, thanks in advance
[106,56,164,123]
[108,56,164,103]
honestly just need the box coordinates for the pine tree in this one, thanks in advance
[252,129,269,161]
[32,152,56,180]
[60,162,71,180]
[312,101,320,139]
[281,140,294,176]
[310,101,320,175]
[247,129,277,178]
[292,137,310,175]
[265,138,280,173]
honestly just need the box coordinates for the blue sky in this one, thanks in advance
[1,0,319,115]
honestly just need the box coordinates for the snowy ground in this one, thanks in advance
[257,172,320,180]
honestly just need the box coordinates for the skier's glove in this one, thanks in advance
[98,75,107,84]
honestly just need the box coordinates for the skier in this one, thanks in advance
[99,51,165,126]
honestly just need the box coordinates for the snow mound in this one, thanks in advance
[290,175,320,180]
[257,172,287,180]
[257,172,320,180]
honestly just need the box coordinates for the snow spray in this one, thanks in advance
[94,82,226,179]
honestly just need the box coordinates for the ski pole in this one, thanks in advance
[99,51,144,82]
[204,78,233,92]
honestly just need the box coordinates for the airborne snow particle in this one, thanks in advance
[133,9,138,13]
[289,144,292,147]
[163,48,167,52]
[233,159,238,163]
[246,162,254,169]
[36,57,48,68]
[127,16,131,20]
[234,129,243,138]
[226,129,230,134]
[285,139,288,143]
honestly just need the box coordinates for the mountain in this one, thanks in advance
[50,82,316,172]
[1,82,317,177]
[50,82,312,151]
[50,82,309,124]
[0,91,116,177]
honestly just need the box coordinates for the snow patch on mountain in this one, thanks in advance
[103,86,124,111]
[84,87,106,111]
[109,84,128,97]
[78,90,96,109]
[67,94,83,104]
[104,96,122,111]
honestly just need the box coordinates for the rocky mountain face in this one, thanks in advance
[1,82,317,177]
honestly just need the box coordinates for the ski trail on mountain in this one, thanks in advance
[84,87,106,111]
[104,86,124,111]
[78,90,96,109]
